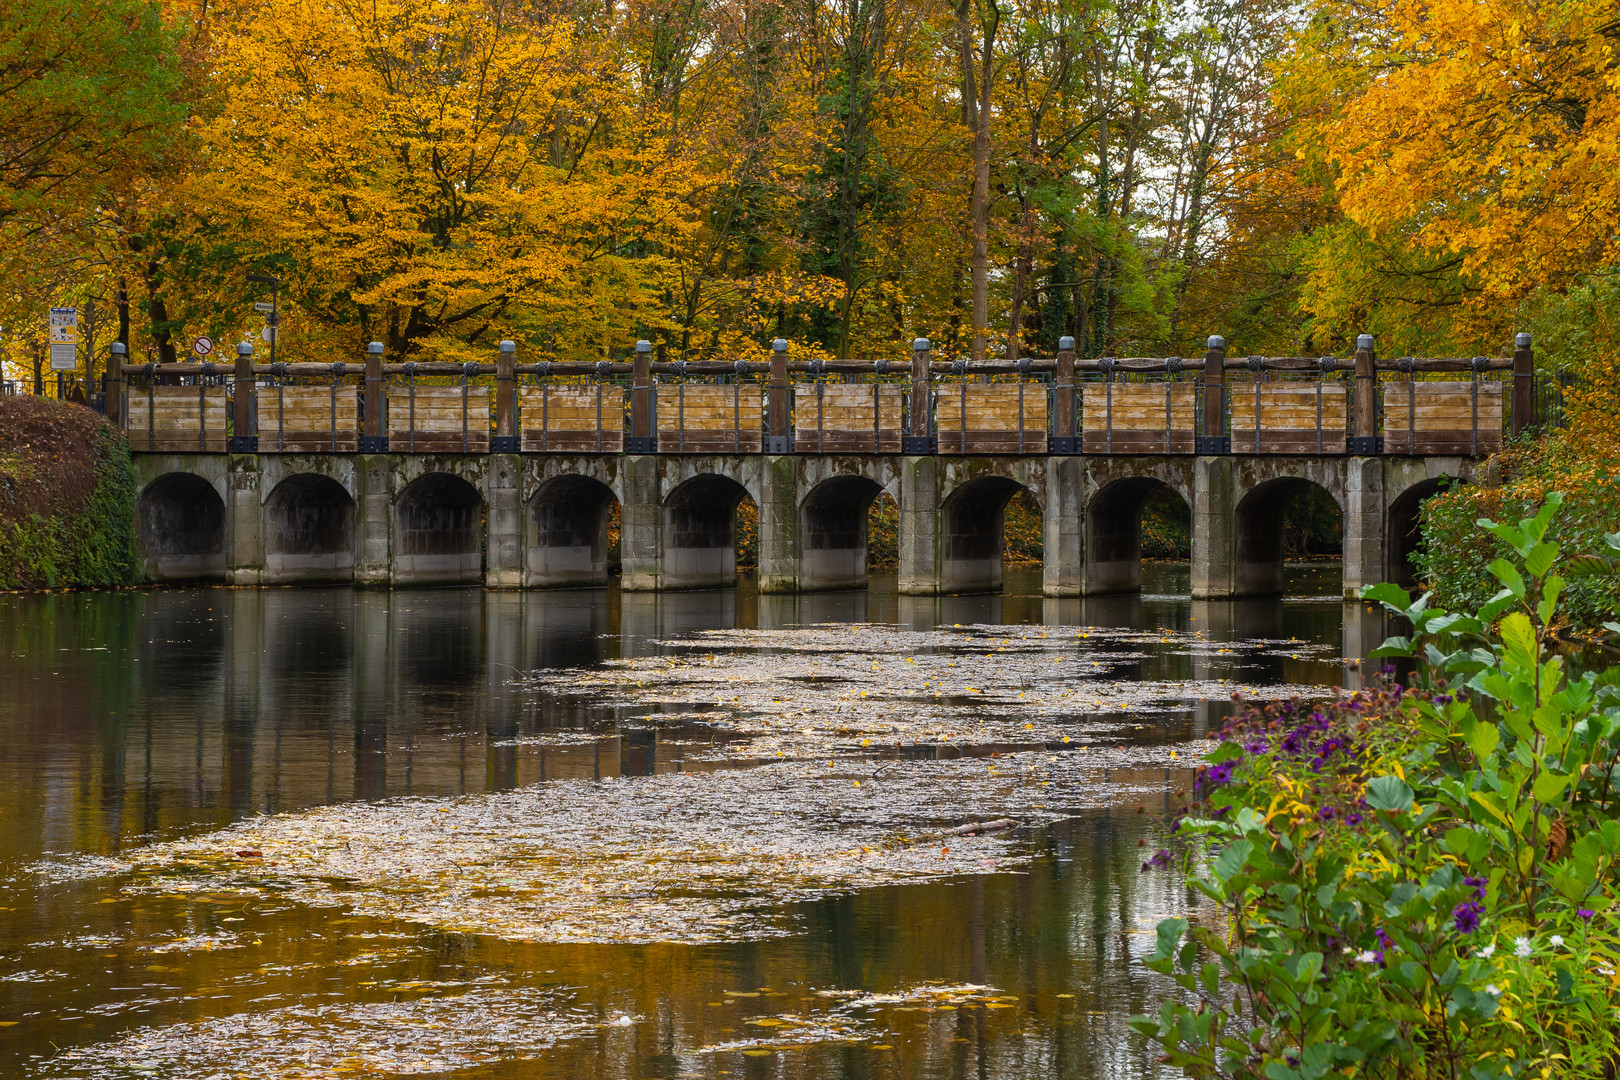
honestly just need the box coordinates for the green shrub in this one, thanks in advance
[1134,495,1620,1079]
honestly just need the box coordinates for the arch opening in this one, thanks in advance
[265,474,355,583]
[940,475,1042,594]
[136,472,225,580]
[394,472,484,585]
[663,474,753,589]
[1086,478,1192,595]
[800,475,886,591]
[1235,478,1343,596]
[1389,477,1448,588]
[528,475,620,587]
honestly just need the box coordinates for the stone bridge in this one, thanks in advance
[119,333,1532,598]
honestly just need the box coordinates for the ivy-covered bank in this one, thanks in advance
[0,396,138,589]
[1135,497,1620,1079]
[1417,356,1620,635]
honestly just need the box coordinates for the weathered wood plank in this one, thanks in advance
[655,386,764,446]
[256,387,360,452]
[1080,383,1197,443]
[793,384,903,453]
[126,387,229,452]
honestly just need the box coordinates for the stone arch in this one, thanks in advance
[939,474,1040,593]
[136,472,226,581]
[800,474,887,591]
[662,473,753,589]
[394,472,484,585]
[527,474,620,587]
[1234,476,1344,595]
[1388,476,1448,587]
[264,473,355,583]
[1085,476,1192,594]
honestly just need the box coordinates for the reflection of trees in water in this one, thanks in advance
[1281,485,1343,558]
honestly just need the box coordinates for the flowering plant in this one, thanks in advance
[1133,495,1620,1078]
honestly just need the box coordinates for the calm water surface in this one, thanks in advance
[1,565,1378,1078]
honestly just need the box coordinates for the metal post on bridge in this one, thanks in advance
[1197,335,1229,454]
[492,339,518,453]
[1512,332,1534,436]
[766,338,792,453]
[1351,333,1381,454]
[903,337,935,454]
[107,342,125,427]
[361,341,387,452]
[628,339,654,453]
[229,341,257,452]
[1051,336,1077,453]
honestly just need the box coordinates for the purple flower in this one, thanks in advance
[1453,901,1483,934]
[1345,812,1364,827]
[1140,849,1173,873]
[1317,806,1336,820]
[1464,876,1487,901]
[1578,908,1595,920]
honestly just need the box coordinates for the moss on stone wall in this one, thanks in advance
[0,397,138,589]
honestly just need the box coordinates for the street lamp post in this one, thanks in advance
[247,273,280,368]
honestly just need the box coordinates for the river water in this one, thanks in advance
[1,565,1374,1079]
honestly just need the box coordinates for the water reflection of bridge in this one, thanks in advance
[120,336,1534,598]
[3,585,1390,864]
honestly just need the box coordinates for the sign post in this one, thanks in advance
[49,308,78,374]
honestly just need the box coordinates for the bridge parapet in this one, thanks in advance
[109,334,1532,459]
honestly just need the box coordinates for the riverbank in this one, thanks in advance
[0,396,138,589]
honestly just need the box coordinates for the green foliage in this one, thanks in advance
[1134,495,1620,1078]
[1417,454,1620,633]
[0,422,137,589]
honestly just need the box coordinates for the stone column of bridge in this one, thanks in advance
[225,454,263,585]
[485,340,525,588]
[619,453,663,590]
[353,453,391,586]
[756,453,801,593]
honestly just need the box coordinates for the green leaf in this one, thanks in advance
[1370,636,1414,659]
[1487,558,1526,599]
[1460,716,1499,761]
[1213,840,1253,883]
[1151,917,1188,963]
[1360,582,1412,612]
[1499,612,1538,671]
[1564,554,1614,580]
[1366,775,1415,813]
[1532,770,1572,803]
[1525,542,1559,580]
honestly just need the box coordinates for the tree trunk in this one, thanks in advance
[957,0,998,365]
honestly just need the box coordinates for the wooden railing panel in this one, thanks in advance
[793,383,904,452]
[1080,383,1196,453]
[1229,382,1348,454]
[519,386,625,453]
[386,386,491,452]
[655,384,764,453]
[256,386,360,452]
[934,383,1048,454]
[126,386,229,452]
[1382,381,1504,455]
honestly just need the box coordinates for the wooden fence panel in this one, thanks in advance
[656,384,763,453]
[519,386,625,452]
[1229,381,1348,454]
[386,385,491,452]
[934,383,1048,454]
[126,386,229,452]
[1382,381,1503,455]
[1080,383,1196,453]
[793,383,904,452]
[256,386,360,452]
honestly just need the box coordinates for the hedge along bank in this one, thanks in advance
[0,396,138,589]
[1134,494,1620,1079]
